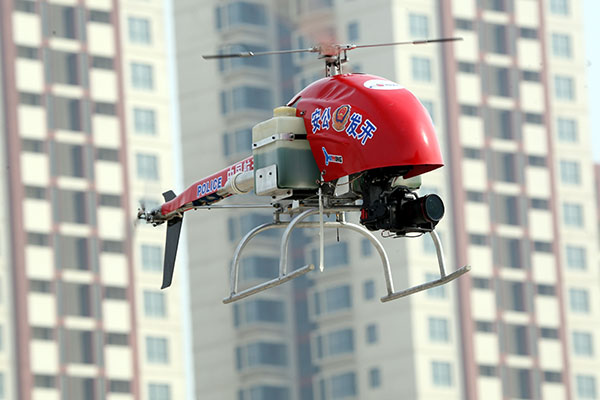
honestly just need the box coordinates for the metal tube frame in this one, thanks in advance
[222,206,470,304]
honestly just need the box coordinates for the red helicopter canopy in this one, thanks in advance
[292,73,443,182]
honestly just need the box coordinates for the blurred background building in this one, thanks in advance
[0,0,185,399]
[174,0,600,399]
[1,0,599,400]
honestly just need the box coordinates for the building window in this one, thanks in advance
[363,280,375,300]
[128,17,151,44]
[473,278,491,289]
[455,18,474,30]
[520,27,538,39]
[49,96,82,131]
[89,10,111,23]
[366,324,378,344]
[566,246,587,270]
[569,288,590,313]
[432,361,452,387]
[493,152,518,183]
[146,337,169,364]
[421,100,435,123]
[136,153,159,180]
[552,33,572,58]
[95,102,116,116]
[508,368,531,399]
[573,332,594,356]
[56,189,87,224]
[149,383,171,400]
[494,237,522,268]
[428,317,449,342]
[330,372,357,399]
[495,194,520,226]
[47,50,79,85]
[92,56,113,70]
[485,23,508,54]
[109,380,131,393]
[29,279,52,293]
[544,371,562,383]
[562,203,584,227]
[577,375,597,399]
[106,333,129,346]
[325,329,354,357]
[409,13,429,38]
[479,365,497,377]
[347,21,359,42]
[64,330,95,364]
[34,374,56,388]
[215,2,268,30]
[503,281,526,311]
[141,245,162,271]
[537,284,555,297]
[314,285,352,315]
[540,327,559,339]
[550,0,569,15]
[522,70,541,82]
[557,118,578,142]
[554,76,575,100]
[232,86,272,111]
[240,256,278,281]
[412,57,432,82]
[17,45,39,59]
[361,239,373,257]
[458,62,476,73]
[244,342,287,367]
[15,0,36,13]
[369,367,381,388]
[134,108,157,135]
[235,299,284,327]
[246,386,289,400]
[487,67,511,97]
[144,291,166,318]
[483,0,507,11]
[46,4,77,39]
[315,241,349,268]
[506,324,529,355]
[559,160,580,184]
[131,63,154,90]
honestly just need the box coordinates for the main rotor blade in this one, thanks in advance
[353,37,463,50]
[202,37,462,60]
[202,48,317,59]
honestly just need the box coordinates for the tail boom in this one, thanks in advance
[142,156,254,225]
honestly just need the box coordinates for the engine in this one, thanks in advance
[358,169,445,236]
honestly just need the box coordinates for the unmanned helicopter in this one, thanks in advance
[138,37,471,304]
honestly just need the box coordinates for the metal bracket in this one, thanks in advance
[255,164,291,198]
[252,132,299,150]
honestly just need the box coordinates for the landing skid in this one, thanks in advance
[223,205,470,304]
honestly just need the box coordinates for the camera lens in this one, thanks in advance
[423,194,444,222]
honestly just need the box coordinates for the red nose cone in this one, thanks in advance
[294,74,443,181]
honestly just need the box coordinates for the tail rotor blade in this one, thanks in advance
[161,216,183,289]
[161,189,181,289]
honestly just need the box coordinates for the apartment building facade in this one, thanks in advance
[0,0,185,399]
[175,0,600,399]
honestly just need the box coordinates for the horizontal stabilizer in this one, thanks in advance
[163,190,177,202]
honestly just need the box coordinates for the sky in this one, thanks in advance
[584,0,600,162]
